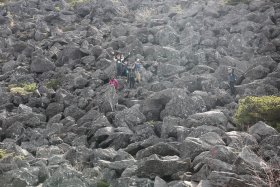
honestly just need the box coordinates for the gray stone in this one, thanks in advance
[154,176,168,187]
[186,110,228,129]
[180,137,210,160]
[136,142,180,159]
[31,55,55,73]
[63,105,86,121]
[136,156,191,179]
[208,171,254,187]
[161,95,206,119]
[248,121,278,142]
[42,165,91,187]
[114,104,146,130]
[158,63,185,77]
[46,103,64,119]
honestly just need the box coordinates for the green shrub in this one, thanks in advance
[0,149,8,159]
[46,79,61,90]
[66,0,90,7]
[224,0,251,5]
[234,96,280,131]
[97,180,110,187]
[8,83,37,95]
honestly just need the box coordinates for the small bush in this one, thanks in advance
[97,180,110,187]
[66,0,90,7]
[46,79,61,90]
[170,5,183,14]
[224,0,251,5]
[0,149,7,159]
[8,83,37,95]
[234,96,280,131]
[135,7,156,22]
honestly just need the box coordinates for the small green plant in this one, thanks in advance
[46,79,61,90]
[8,83,37,95]
[0,149,7,159]
[224,0,251,5]
[97,180,110,187]
[234,96,280,131]
[146,120,157,126]
[135,7,156,22]
[66,0,91,7]
[54,5,61,12]
[170,5,183,14]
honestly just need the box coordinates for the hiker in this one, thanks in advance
[127,63,136,89]
[114,53,124,77]
[228,67,237,95]
[109,76,119,91]
[135,59,141,83]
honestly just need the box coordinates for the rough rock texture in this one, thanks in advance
[0,0,279,186]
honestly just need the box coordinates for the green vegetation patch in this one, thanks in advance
[97,180,110,187]
[66,0,91,7]
[234,96,280,131]
[46,79,61,90]
[8,83,37,95]
[224,0,252,5]
[0,149,8,159]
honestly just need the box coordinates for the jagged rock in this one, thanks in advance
[161,95,206,119]
[136,155,191,179]
[161,116,187,139]
[42,165,91,187]
[193,145,238,166]
[226,131,258,150]
[155,26,180,47]
[136,142,180,159]
[46,103,64,119]
[234,147,267,175]
[180,137,210,160]
[186,110,228,129]
[154,176,168,187]
[207,171,254,187]
[114,104,146,130]
[158,63,185,77]
[248,121,278,142]
[31,55,55,73]
[0,167,40,187]
[63,105,86,121]
[112,177,154,187]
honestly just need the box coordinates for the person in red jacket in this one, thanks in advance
[109,76,119,92]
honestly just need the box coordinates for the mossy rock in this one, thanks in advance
[234,96,280,131]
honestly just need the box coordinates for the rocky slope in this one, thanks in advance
[0,0,280,186]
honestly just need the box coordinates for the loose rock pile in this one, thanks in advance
[0,0,279,186]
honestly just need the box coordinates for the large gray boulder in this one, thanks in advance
[43,165,91,187]
[114,104,146,130]
[136,142,180,159]
[31,55,55,73]
[248,121,278,142]
[136,155,191,179]
[207,171,254,187]
[234,147,268,175]
[158,63,185,77]
[161,95,207,119]
[186,110,228,129]
[155,26,180,47]
[46,103,64,119]
[180,137,210,160]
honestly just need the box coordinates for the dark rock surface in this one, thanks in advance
[0,0,279,186]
